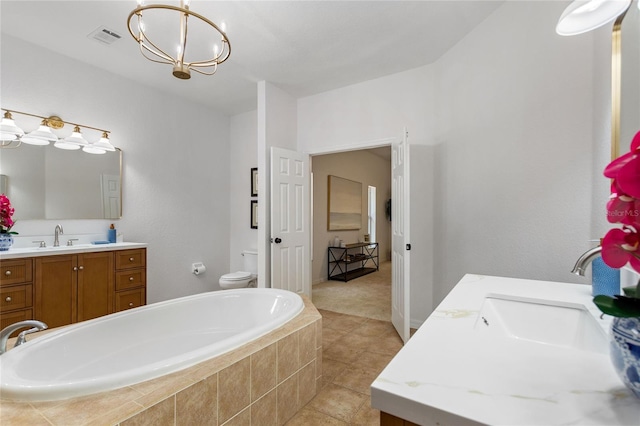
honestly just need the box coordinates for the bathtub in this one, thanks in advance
[0,288,304,402]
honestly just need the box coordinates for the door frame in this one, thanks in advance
[306,137,396,263]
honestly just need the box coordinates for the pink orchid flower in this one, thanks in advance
[605,131,640,199]
[602,226,640,271]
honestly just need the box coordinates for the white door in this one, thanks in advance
[270,147,311,296]
[392,129,410,343]
[101,174,120,219]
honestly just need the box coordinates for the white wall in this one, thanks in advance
[431,1,599,305]
[229,110,258,272]
[409,145,434,327]
[2,35,231,302]
[297,61,437,325]
[311,150,392,284]
[298,65,435,151]
[256,81,298,287]
[297,0,611,326]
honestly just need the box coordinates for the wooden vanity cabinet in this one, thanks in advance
[3,246,146,330]
[0,258,34,333]
[35,252,114,328]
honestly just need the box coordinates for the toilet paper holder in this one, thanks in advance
[192,262,206,275]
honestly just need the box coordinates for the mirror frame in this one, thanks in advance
[611,1,637,160]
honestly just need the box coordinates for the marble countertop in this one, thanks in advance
[371,274,640,425]
[0,242,147,259]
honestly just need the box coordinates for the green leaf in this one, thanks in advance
[593,295,640,317]
[622,286,637,298]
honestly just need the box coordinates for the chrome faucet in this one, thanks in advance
[54,224,64,247]
[571,246,602,276]
[0,320,47,354]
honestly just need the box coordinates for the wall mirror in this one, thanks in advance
[328,175,362,231]
[0,144,122,220]
[614,1,640,159]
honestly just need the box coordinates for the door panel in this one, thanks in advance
[270,147,310,295]
[392,129,410,343]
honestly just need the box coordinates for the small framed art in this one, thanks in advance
[251,167,258,197]
[251,200,258,229]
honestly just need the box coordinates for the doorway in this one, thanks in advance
[309,146,392,321]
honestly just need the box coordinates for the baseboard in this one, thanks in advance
[410,318,425,329]
[312,277,327,285]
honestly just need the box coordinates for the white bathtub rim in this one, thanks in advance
[0,288,304,402]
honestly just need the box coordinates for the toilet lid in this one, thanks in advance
[223,271,252,281]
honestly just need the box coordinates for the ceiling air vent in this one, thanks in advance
[88,26,122,45]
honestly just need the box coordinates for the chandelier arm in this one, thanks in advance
[188,43,230,67]
[139,44,176,65]
[136,20,178,65]
[190,64,219,76]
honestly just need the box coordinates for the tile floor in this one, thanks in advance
[285,309,404,425]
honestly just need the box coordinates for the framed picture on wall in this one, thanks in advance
[328,175,362,231]
[251,167,258,197]
[251,200,258,229]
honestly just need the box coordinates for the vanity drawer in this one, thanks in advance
[115,249,146,270]
[0,308,33,333]
[115,269,146,291]
[0,284,33,313]
[0,259,33,286]
[115,288,146,312]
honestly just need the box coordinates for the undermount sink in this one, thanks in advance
[474,294,608,353]
[42,244,93,249]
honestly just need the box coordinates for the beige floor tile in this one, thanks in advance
[352,319,397,338]
[322,315,368,333]
[365,330,403,356]
[306,383,367,423]
[331,366,379,395]
[323,343,365,365]
[351,399,380,426]
[332,332,379,352]
[285,407,348,425]
[322,327,348,346]
[357,351,396,375]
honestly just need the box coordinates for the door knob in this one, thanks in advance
[274,237,282,244]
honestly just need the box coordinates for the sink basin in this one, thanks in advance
[474,294,608,353]
[38,244,93,250]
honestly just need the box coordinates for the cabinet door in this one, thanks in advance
[35,255,76,328]
[77,252,114,322]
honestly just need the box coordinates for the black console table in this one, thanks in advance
[327,242,379,282]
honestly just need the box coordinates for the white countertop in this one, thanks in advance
[0,242,147,259]
[371,274,640,425]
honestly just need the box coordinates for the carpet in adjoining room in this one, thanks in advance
[311,261,391,321]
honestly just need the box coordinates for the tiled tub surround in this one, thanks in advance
[372,275,640,425]
[0,295,322,425]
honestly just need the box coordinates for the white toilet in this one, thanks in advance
[219,250,258,289]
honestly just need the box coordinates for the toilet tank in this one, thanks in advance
[242,250,258,274]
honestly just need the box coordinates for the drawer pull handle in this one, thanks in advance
[129,276,134,281]
[73,267,78,271]
[78,266,84,271]
[5,296,11,303]
[129,302,134,307]
[4,270,11,276]
[129,257,134,262]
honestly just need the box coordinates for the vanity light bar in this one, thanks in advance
[0,109,114,154]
